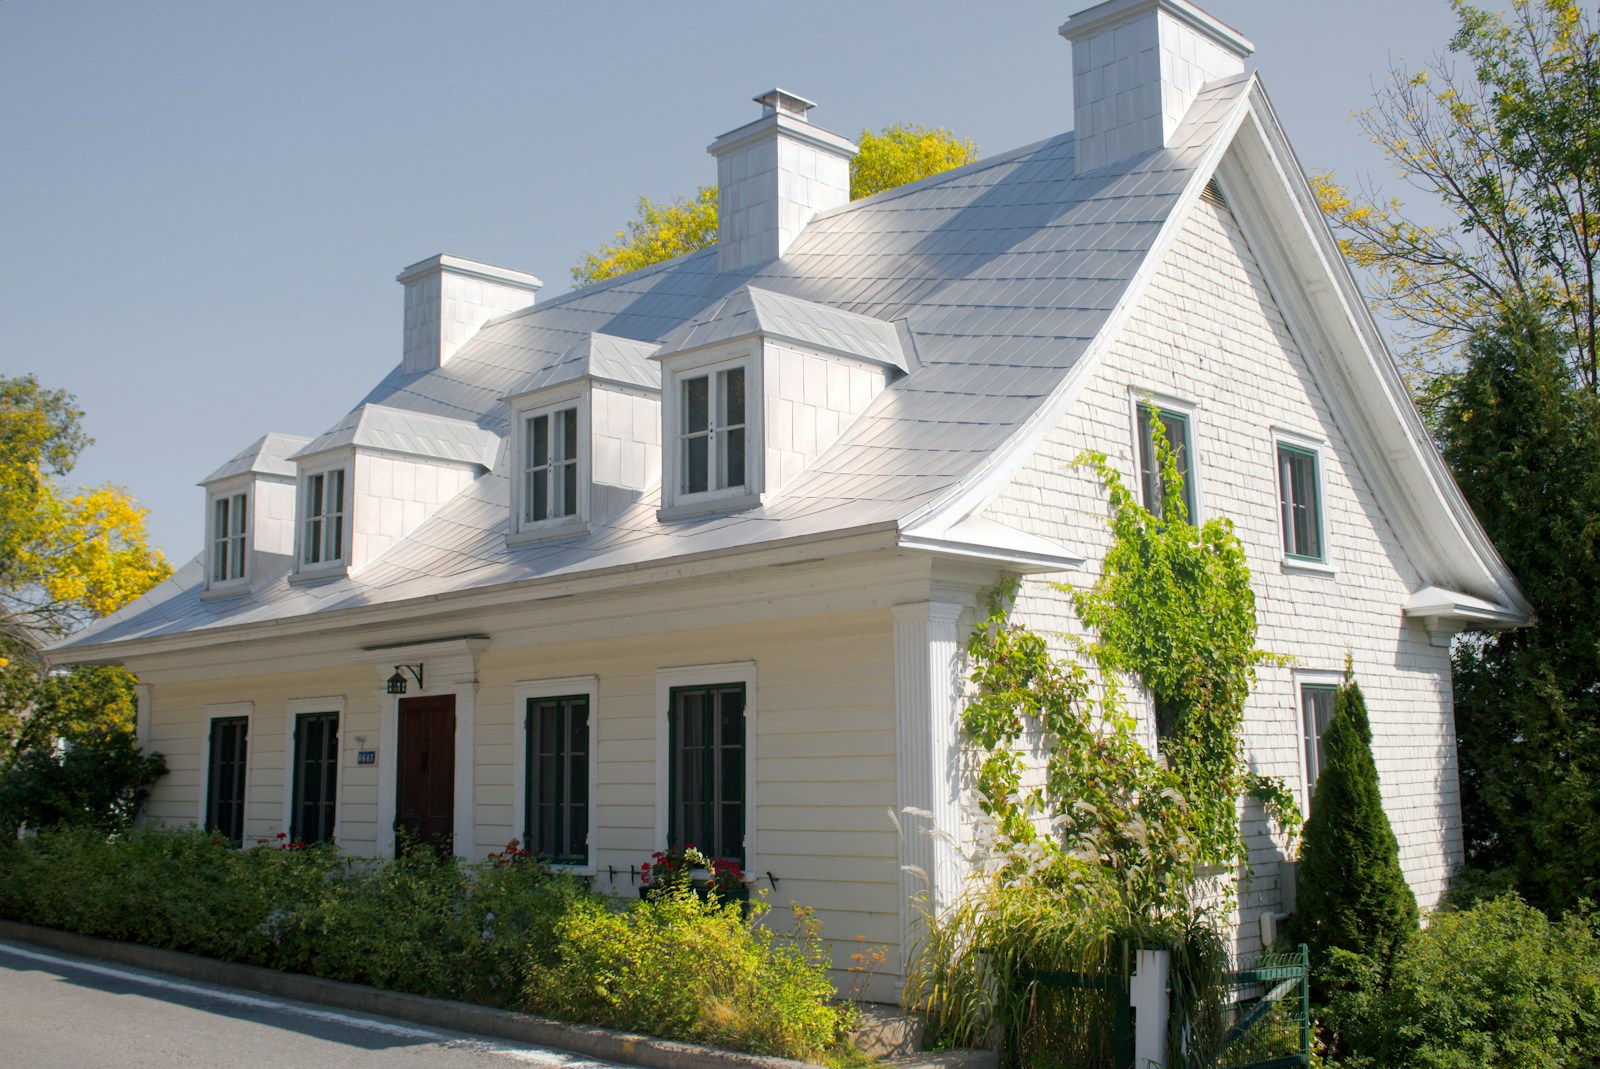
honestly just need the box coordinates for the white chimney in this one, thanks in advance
[397,254,543,375]
[1060,0,1253,175]
[707,89,858,273]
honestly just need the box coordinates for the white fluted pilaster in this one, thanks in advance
[892,600,966,964]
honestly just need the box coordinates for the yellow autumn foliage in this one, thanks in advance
[1,375,170,656]
[1314,0,1600,410]
[570,186,720,287]
[849,123,977,201]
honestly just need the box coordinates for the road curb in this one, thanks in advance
[0,919,821,1069]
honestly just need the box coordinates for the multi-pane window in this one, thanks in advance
[302,468,346,565]
[292,712,339,844]
[1301,684,1338,793]
[523,408,580,525]
[1278,443,1323,561]
[525,695,589,864]
[1136,403,1193,520]
[206,716,249,844]
[668,684,746,863]
[681,366,746,496]
[211,492,247,583]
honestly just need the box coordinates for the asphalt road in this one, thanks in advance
[0,938,632,1069]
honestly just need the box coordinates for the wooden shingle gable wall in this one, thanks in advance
[981,176,1463,961]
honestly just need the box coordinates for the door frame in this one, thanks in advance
[369,637,488,860]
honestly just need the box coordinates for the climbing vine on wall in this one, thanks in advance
[910,428,1301,1054]
[961,428,1299,922]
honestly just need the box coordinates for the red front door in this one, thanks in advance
[396,695,455,855]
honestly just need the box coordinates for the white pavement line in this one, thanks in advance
[0,941,625,1068]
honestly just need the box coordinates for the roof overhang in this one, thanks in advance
[45,522,908,667]
[898,515,1083,574]
[1404,585,1528,646]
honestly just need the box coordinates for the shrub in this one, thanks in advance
[525,887,853,1061]
[1290,672,1417,1005]
[1340,895,1600,1069]
[0,727,166,836]
[0,827,851,1063]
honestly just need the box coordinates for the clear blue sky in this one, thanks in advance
[2,0,1466,561]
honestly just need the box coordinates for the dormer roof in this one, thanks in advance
[505,332,661,401]
[289,404,498,469]
[199,433,313,485]
[653,286,908,372]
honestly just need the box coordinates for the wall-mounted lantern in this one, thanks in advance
[387,663,424,695]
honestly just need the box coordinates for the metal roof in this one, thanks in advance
[505,332,661,399]
[288,403,500,469]
[198,432,313,485]
[654,286,909,371]
[56,76,1263,653]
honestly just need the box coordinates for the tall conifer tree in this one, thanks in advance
[1290,673,1418,992]
[1442,304,1600,911]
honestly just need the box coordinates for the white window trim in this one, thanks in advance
[199,701,253,832]
[508,384,592,545]
[201,479,253,596]
[653,660,757,873]
[1127,388,1204,522]
[1294,671,1344,813]
[1271,425,1336,576]
[282,696,345,844]
[513,675,599,875]
[659,346,763,519]
[292,455,353,579]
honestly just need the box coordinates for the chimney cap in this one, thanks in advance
[395,253,543,292]
[1060,0,1253,58]
[754,88,817,120]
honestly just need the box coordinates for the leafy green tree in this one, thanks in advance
[571,123,978,285]
[1316,0,1600,916]
[1314,0,1600,403]
[1440,303,1600,911]
[0,375,170,826]
[1290,671,1419,1013]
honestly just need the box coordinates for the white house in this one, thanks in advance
[49,0,1529,994]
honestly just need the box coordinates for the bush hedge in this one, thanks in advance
[0,826,853,1063]
[1337,894,1600,1069]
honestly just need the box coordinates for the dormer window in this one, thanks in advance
[302,467,347,567]
[524,406,580,524]
[651,288,905,520]
[211,492,248,584]
[509,388,590,541]
[199,432,311,597]
[504,333,663,546]
[681,363,746,496]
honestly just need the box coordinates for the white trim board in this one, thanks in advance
[198,702,253,831]
[512,675,600,875]
[280,696,345,843]
[652,660,759,871]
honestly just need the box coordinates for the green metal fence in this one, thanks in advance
[1196,944,1311,1069]
[1002,942,1311,1069]
[1002,941,1135,1069]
